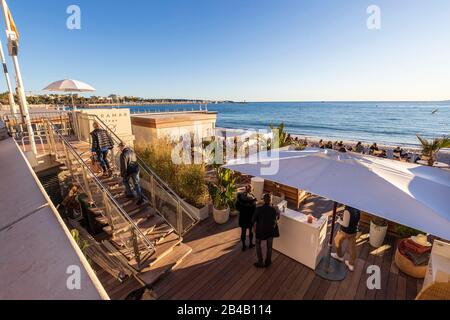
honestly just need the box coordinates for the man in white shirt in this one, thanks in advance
[331,206,361,271]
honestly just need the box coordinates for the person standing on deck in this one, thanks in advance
[119,142,144,205]
[236,185,257,251]
[90,122,114,177]
[331,206,361,272]
[252,193,280,268]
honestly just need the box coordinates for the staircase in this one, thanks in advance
[44,118,197,296]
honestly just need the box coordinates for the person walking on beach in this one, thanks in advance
[236,185,257,251]
[331,206,361,272]
[119,142,144,205]
[91,122,114,176]
[252,193,280,268]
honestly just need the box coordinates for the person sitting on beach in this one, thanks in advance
[286,134,292,143]
[326,141,333,149]
[369,143,379,155]
[393,147,410,161]
[355,142,364,153]
[319,139,324,149]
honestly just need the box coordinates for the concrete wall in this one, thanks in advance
[0,138,108,300]
[131,112,217,146]
[74,109,135,147]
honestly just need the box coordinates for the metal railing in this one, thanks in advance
[129,104,208,115]
[44,119,156,270]
[87,114,199,236]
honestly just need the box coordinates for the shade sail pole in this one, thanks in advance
[315,201,347,281]
[0,38,17,115]
[329,202,338,246]
[1,0,37,155]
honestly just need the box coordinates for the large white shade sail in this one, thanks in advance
[224,149,450,240]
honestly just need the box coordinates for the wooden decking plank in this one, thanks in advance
[302,275,323,300]
[406,276,419,300]
[187,247,244,300]
[263,257,299,300]
[313,276,332,300]
[290,268,316,300]
[396,274,407,300]
[375,238,395,300]
[251,256,292,300]
[230,252,281,300]
[156,221,241,299]
[208,248,257,300]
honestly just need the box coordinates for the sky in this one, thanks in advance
[2,0,450,101]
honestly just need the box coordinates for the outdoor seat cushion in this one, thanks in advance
[395,242,427,279]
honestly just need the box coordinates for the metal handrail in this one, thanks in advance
[46,120,156,256]
[88,115,199,227]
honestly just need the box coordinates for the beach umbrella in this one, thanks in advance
[224,148,450,279]
[43,79,96,109]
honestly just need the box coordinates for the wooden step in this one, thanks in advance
[105,212,164,238]
[137,243,192,286]
[142,232,181,267]
[123,201,150,216]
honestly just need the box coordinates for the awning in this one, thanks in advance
[224,149,450,240]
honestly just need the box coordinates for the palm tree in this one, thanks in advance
[269,122,290,148]
[417,135,450,166]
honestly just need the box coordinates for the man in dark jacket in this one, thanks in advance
[252,193,280,268]
[236,185,257,251]
[91,122,114,176]
[119,142,144,205]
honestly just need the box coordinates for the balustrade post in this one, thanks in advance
[102,192,115,233]
[150,175,156,207]
[176,201,183,239]
[81,164,93,202]
[131,227,141,269]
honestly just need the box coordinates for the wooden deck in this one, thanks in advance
[153,197,423,300]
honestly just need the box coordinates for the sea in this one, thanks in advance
[117,101,450,147]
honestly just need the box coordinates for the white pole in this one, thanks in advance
[0,38,17,115]
[1,0,37,155]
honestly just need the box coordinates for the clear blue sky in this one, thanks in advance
[4,0,450,101]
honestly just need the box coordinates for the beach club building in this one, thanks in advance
[130,110,218,145]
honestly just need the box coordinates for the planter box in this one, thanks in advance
[184,201,210,221]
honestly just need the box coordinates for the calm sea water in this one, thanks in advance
[119,102,450,147]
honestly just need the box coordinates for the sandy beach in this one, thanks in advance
[294,134,450,166]
[216,127,450,167]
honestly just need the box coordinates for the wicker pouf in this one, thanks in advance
[416,282,450,300]
[394,247,427,279]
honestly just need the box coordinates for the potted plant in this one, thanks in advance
[370,217,388,248]
[417,135,450,166]
[207,166,237,224]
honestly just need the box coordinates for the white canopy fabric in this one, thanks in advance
[224,149,450,240]
[43,79,96,92]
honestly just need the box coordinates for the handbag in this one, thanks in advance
[273,219,280,238]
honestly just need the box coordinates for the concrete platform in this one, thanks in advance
[0,138,108,300]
